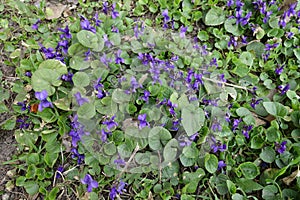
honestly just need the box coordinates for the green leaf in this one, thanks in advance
[197,30,209,41]
[205,154,218,173]
[1,117,16,130]
[103,142,117,156]
[262,185,278,199]
[266,127,280,142]
[180,154,196,167]
[163,139,179,162]
[25,164,36,179]
[204,6,225,26]
[182,105,205,136]
[72,72,90,87]
[236,178,263,193]
[238,162,260,179]
[48,187,59,200]
[232,65,250,77]
[95,97,118,115]
[44,152,58,167]
[38,108,57,123]
[77,30,98,49]
[26,153,40,165]
[148,126,172,150]
[31,69,59,96]
[112,89,131,103]
[246,42,265,58]
[77,103,96,119]
[182,144,198,158]
[24,181,39,195]
[226,180,237,194]
[239,52,254,66]
[260,147,276,163]
[224,18,242,36]
[39,59,68,75]
[294,48,300,60]
[236,107,251,117]
[250,135,264,149]
[69,56,90,70]
[263,102,288,118]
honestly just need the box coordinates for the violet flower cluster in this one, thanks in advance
[35,90,53,112]
[110,181,127,199]
[253,0,273,23]
[227,0,252,26]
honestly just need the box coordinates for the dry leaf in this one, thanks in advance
[282,169,300,185]
[46,4,67,20]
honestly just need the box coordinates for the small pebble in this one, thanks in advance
[2,193,10,200]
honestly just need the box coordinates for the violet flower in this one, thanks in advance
[130,76,141,93]
[180,26,188,38]
[103,34,113,48]
[111,3,119,19]
[218,160,226,171]
[56,165,64,179]
[17,101,29,111]
[278,84,290,95]
[103,1,109,14]
[103,116,118,131]
[100,53,112,66]
[232,118,241,132]
[242,125,253,139]
[275,64,284,75]
[81,174,98,192]
[58,25,72,39]
[275,141,287,154]
[227,0,234,7]
[80,17,96,33]
[138,113,149,129]
[25,71,32,77]
[16,116,30,129]
[140,90,150,103]
[115,49,124,64]
[250,98,262,109]
[61,71,73,82]
[211,119,222,132]
[71,148,85,164]
[110,181,127,199]
[210,136,226,153]
[32,19,41,30]
[35,90,53,112]
[84,49,91,61]
[93,12,102,26]
[100,128,112,142]
[74,92,89,106]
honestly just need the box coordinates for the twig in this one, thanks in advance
[157,150,162,184]
[202,77,248,90]
[116,144,140,179]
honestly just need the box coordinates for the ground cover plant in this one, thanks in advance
[1,0,300,199]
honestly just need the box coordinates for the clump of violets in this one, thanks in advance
[275,141,287,154]
[35,90,53,112]
[81,174,98,192]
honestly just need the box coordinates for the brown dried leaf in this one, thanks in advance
[46,4,67,20]
[282,169,300,185]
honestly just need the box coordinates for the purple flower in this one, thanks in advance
[140,90,150,103]
[232,118,241,131]
[58,25,72,39]
[250,98,263,109]
[93,12,102,26]
[242,125,253,139]
[103,116,118,131]
[16,116,30,129]
[130,76,141,93]
[71,148,85,164]
[110,181,127,199]
[103,34,113,48]
[35,90,53,112]
[84,49,91,61]
[103,1,109,14]
[138,114,149,129]
[112,26,119,33]
[210,136,226,153]
[100,128,111,142]
[227,0,234,7]
[228,36,238,47]
[57,40,69,54]
[56,165,64,179]
[111,3,119,19]
[25,71,32,77]
[241,35,247,44]
[115,49,124,64]
[275,64,284,75]
[80,17,96,33]
[17,101,29,111]
[81,174,98,192]
[180,26,188,38]
[114,157,126,167]
[171,118,181,131]
[265,43,279,51]
[278,84,290,95]
[74,92,89,106]
[262,52,270,62]
[32,19,41,30]
[100,53,112,66]
[218,160,226,171]
[275,141,287,154]
[211,119,222,132]
[286,32,294,39]
[162,9,170,22]
[110,186,117,199]
[61,72,73,82]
